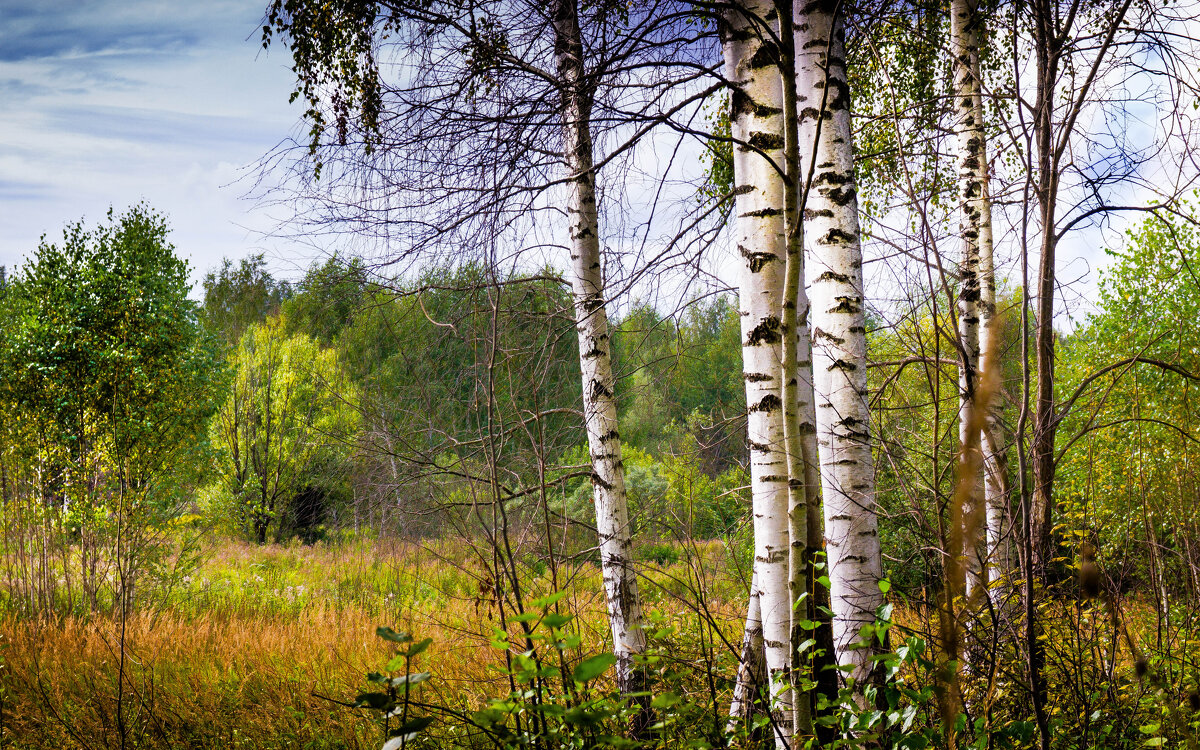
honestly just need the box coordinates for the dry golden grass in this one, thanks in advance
[0,536,749,749]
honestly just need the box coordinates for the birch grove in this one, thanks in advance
[243,3,1200,749]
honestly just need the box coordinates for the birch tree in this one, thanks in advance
[259,0,729,714]
[721,1,794,742]
[778,0,824,732]
[548,0,648,709]
[795,0,883,689]
[949,0,1006,602]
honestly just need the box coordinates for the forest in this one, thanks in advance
[2,1,1200,749]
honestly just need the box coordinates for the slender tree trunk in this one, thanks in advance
[979,167,1013,602]
[550,0,648,712]
[1030,25,1060,577]
[795,0,883,690]
[722,2,793,744]
[728,572,765,733]
[1026,6,1061,746]
[951,0,987,603]
[778,0,819,736]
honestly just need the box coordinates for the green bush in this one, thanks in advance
[636,543,680,566]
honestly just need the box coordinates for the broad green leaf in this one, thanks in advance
[530,589,568,609]
[572,653,617,683]
[391,672,431,687]
[376,626,412,644]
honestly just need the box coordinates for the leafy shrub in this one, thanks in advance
[636,543,680,566]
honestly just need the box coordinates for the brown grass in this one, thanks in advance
[0,536,748,749]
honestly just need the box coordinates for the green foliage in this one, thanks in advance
[612,297,744,470]
[448,592,646,750]
[338,265,580,455]
[263,0,386,163]
[851,1,950,224]
[868,287,1024,594]
[1057,202,1200,589]
[283,254,368,345]
[636,543,679,567]
[201,253,292,344]
[559,438,748,542]
[354,627,436,750]
[698,95,733,211]
[0,204,226,614]
[205,316,359,543]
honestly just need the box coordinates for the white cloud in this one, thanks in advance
[0,0,304,293]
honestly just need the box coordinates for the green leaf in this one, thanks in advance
[392,716,435,736]
[354,692,391,710]
[530,589,568,609]
[391,672,431,688]
[878,579,891,594]
[564,706,605,727]
[572,653,617,683]
[542,612,572,629]
[376,626,412,644]
[402,637,433,658]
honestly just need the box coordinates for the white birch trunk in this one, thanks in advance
[951,0,986,602]
[728,571,765,733]
[951,0,1007,602]
[795,0,884,690]
[722,2,793,743]
[550,0,648,704]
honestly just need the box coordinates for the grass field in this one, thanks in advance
[5,536,1188,749]
[0,536,750,749]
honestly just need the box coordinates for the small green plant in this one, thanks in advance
[354,626,435,750]
[465,589,642,749]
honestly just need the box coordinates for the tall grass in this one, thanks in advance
[0,536,748,749]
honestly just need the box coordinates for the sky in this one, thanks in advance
[0,0,304,292]
[0,2,1191,319]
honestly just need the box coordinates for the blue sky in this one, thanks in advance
[0,0,304,291]
[1,1,1188,319]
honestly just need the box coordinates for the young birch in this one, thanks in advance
[796,0,884,690]
[549,0,648,708]
[723,1,794,743]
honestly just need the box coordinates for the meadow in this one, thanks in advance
[0,536,752,749]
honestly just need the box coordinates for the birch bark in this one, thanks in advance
[795,0,883,690]
[950,0,988,602]
[722,1,793,743]
[728,573,765,733]
[549,0,648,707]
[778,0,819,735]
[950,0,1012,600]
